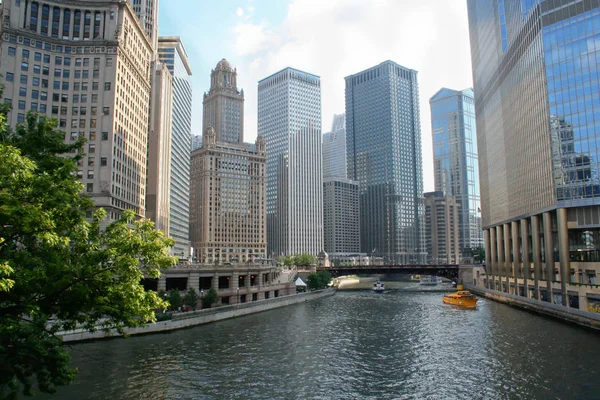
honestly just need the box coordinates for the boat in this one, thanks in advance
[419,275,442,286]
[372,280,385,293]
[442,290,478,308]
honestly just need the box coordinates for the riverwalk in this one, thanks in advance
[58,288,336,343]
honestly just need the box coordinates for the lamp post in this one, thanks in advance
[237,287,240,305]
[200,289,204,309]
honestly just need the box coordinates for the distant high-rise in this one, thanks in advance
[323,179,360,254]
[430,88,482,256]
[322,114,347,180]
[258,67,323,256]
[158,37,193,259]
[146,62,173,236]
[203,59,244,144]
[191,134,203,151]
[468,0,600,308]
[345,60,425,264]
[424,191,460,264]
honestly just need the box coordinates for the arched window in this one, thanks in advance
[73,10,81,39]
[40,4,49,35]
[63,9,71,39]
[51,7,60,38]
[83,11,91,39]
[30,2,39,32]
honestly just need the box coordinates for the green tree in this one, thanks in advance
[202,287,219,308]
[167,289,183,311]
[183,288,198,310]
[473,247,486,264]
[307,270,332,290]
[0,111,176,397]
[279,255,294,267]
[293,253,316,267]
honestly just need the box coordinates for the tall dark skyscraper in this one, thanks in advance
[345,60,425,264]
[468,0,600,310]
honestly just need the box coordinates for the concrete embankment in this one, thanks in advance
[59,288,336,343]
[466,284,600,331]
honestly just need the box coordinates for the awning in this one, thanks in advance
[295,277,307,286]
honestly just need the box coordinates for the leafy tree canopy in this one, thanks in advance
[202,287,218,308]
[307,270,332,290]
[0,110,176,398]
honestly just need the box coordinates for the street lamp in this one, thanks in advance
[200,289,204,309]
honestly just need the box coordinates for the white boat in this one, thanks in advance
[419,275,442,286]
[372,280,385,293]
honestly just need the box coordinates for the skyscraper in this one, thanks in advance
[345,60,425,264]
[424,191,460,264]
[468,0,600,309]
[190,59,267,264]
[322,113,347,180]
[258,67,323,257]
[323,179,360,254]
[0,0,153,223]
[203,59,244,144]
[129,0,159,52]
[430,88,482,257]
[158,37,193,259]
[191,134,202,151]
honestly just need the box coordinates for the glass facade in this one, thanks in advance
[345,60,425,264]
[322,113,347,180]
[158,38,193,259]
[430,88,482,254]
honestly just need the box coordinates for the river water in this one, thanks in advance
[44,283,600,399]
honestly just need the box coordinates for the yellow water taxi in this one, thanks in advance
[442,290,478,308]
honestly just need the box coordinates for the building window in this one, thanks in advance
[21,62,29,71]
[101,131,108,140]
[22,49,30,59]
[20,74,27,84]
[40,4,49,35]
[31,90,39,99]
[18,100,26,110]
[5,72,13,82]
[100,157,107,166]
[19,87,26,97]
[32,77,40,86]
[86,183,93,192]
[40,104,46,113]
[33,64,41,74]
[17,113,25,122]
[104,82,111,91]
[63,9,71,39]
[8,47,16,56]
[88,144,95,153]
[103,106,109,115]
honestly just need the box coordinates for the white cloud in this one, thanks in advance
[232,0,473,192]
[236,7,244,17]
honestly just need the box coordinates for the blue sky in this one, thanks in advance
[158,0,474,192]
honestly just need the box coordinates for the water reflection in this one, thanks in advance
[44,288,600,399]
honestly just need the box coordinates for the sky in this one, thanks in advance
[158,0,474,192]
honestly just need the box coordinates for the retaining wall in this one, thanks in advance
[59,288,336,343]
[466,284,600,331]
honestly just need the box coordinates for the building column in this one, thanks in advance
[188,273,199,293]
[158,275,166,292]
[231,274,239,291]
[521,217,530,297]
[490,227,497,290]
[212,274,218,292]
[496,225,504,292]
[543,211,554,303]
[557,208,570,307]
[511,221,520,295]
[531,214,542,300]
[484,229,492,289]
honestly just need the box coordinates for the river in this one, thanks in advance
[42,282,600,399]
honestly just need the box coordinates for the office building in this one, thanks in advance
[322,113,347,180]
[158,36,192,259]
[323,179,360,254]
[145,62,172,235]
[191,134,202,151]
[430,87,482,256]
[190,59,267,264]
[203,58,244,144]
[345,60,425,264]
[190,128,267,264]
[258,67,323,256]
[468,0,600,310]
[0,0,153,222]
[424,191,460,264]
[129,0,158,52]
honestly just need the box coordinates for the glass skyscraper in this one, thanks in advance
[345,60,425,264]
[322,113,347,180]
[430,88,482,256]
[258,67,323,257]
[468,0,600,310]
[158,37,193,260]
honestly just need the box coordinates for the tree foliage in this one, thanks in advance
[473,247,486,264]
[183,288,198,310]
[0,110,176,398]
[307,270,332,290]
[167,289,183,311]
[202,287,219,308]
[293,253,317,267]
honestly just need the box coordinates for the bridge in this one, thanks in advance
[317,264,460,282]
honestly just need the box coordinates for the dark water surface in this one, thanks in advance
[43,286,600,399]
